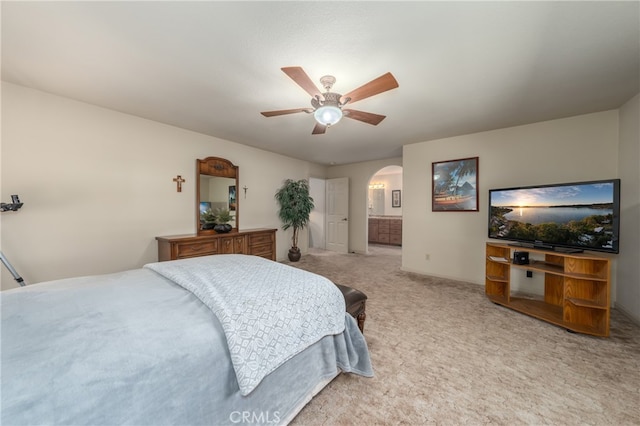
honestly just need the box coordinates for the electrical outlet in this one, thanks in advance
[526,270,533,278]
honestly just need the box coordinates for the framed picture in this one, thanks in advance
[392,190,401,208]
[432,157,479,211]
[228,185,237,211]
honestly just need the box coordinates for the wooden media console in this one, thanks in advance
[485,242,611,337]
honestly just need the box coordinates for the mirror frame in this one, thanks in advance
[196,157,239,235]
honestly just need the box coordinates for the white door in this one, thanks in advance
[308,178,326,249]
[325,177,349,253]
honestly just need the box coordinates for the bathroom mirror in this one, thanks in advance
[368,188,385,216]
[196,157,239,235]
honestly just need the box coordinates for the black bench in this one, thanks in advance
[335,284,367,333]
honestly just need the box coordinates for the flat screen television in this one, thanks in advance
[488,179,620,254]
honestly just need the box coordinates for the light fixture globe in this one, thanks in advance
[314,105,343,126]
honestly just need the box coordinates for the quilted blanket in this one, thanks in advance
[144,254,346,395]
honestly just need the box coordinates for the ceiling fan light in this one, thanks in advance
[314,105,342,126]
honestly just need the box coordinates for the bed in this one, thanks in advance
[1,254,373,425]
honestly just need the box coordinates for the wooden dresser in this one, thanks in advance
[368,217,402,246]
[156,228,277,262]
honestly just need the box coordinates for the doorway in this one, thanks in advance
[367,165,403,253]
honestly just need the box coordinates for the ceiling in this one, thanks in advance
[2,2,638,166]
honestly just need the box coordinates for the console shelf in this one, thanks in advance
[485,243,611,337]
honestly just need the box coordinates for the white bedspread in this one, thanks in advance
[144,254,345,395]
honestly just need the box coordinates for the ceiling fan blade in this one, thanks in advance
[261,108,312,117]
[343,109,386,125]
[341,72,399,104]
[282,67,322,98]
[312,123,327,135]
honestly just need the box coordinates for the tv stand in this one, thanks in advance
[533,241,554,251]
[550,246,584,254]
[508,242,531,248]
[485,242,611,337]
[507,242,583,254]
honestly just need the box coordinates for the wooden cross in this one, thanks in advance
[173,175,185,192]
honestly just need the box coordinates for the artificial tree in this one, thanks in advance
[274,179,315,261]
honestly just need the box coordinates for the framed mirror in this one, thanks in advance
[196,157,239,235]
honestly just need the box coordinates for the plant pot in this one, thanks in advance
[288,247,301,262]
[202,222,216,230]
[214,224,231,233]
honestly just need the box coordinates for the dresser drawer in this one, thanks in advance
[249,233,274,246]
[378,221,390,233]
[389,234,402,245]
[176,241,218,258]
[377,233,390,244]
[249,242,273,256]
[389,221,402,233]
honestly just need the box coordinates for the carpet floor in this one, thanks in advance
[288,245,640,425]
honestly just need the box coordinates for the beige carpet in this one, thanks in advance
[288,245,640,425]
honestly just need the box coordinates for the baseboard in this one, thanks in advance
[399,266,484,286]
[614,303,640,327]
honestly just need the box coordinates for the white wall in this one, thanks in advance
[402,111,621,302]
[327,157,402,254]
[0,83,326,289]
[617,93,640,323]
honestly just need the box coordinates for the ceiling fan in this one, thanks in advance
[261,67,399,135]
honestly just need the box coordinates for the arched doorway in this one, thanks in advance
[367,165,403,253]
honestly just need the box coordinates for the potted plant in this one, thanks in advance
[213,207,233,233]
[200,208,217,230]
[274,179,315,262]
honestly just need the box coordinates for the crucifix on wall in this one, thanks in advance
[173,175,185,192]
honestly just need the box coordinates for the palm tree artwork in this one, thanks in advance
[432,157,478,211]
